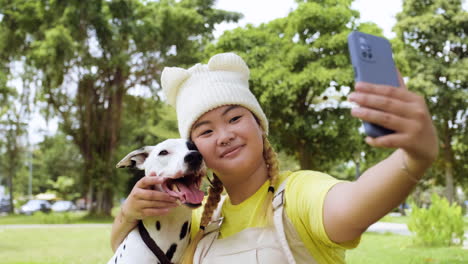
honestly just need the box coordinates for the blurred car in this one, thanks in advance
[51,200,78,212]
[19,199,51,215]
[0,198,12,213]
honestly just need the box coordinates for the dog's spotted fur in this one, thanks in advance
[108,139,205,264]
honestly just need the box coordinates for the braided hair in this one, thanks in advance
[181,174,223,264]
[182,135,280,263]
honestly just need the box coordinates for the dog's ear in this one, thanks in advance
[116,146,155,169]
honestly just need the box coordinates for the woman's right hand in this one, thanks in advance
[120,176,179,224]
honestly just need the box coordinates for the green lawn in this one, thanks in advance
[0,226,114,264]
[0,211,115,225]
[379,214,410,224]
[348,232,468,264]
[0,224,466,264]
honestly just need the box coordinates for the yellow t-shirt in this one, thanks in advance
[191,170,360,263]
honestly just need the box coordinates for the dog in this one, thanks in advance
[108,139,206,264]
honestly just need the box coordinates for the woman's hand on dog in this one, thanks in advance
[120,176,179,223]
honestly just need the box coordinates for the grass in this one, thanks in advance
[2,209,458,227]
[0,210,117,225]
[0,226,114,264]
[0,224,466,264]
[379,214,409,224]
[348,232,468,264]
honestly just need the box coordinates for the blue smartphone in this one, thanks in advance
[348,31,400,138]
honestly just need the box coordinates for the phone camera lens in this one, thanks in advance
[368,53,373,59]
[362,51,368,58]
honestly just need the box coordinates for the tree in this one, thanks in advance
[28,133,84,195]
[0,86,30,213]
[208,0,383,171]
[0,0,241,215]
[115,94,179,198]
[0,59,34,213]
[394,0,468,202]
[47,176,81,201]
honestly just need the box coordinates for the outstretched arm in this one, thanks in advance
[110,176,178,251]
[323,72,438,243]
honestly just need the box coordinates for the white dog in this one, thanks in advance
[108,139,206,264]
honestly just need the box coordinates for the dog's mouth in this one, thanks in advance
[161,173,204,208]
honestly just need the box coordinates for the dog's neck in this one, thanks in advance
[142,201,193,262]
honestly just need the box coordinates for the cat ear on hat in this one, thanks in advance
[161,67,190,106]
[207,53,249,80]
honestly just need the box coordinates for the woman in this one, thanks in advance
[111,53,438,263]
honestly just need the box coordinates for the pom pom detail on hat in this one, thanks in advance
[161,52,268,139]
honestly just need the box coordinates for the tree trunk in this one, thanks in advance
[5,123,20,214]
[298,142,315,170]
[7,167,14,214]
[442,120,455,203]
[71,68,126,216]
[92,71,124,216]
[354,160,361,180]
[444,162,454,203]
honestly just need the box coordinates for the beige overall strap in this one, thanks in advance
[193,195,227,263]
[273,179,296,264]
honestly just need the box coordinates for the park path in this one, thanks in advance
[367,222,411,235]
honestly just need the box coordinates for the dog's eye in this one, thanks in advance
[158,150,169,156]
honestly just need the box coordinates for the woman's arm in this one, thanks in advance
[323,72,438,243]
[110,176,179,251]
[111,207,139,252]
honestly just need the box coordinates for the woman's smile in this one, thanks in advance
[220,144,246,158]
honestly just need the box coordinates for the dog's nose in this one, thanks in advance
[184,151,203,170]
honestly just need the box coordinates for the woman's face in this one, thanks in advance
[190,105,265,177]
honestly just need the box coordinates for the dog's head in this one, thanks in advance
[116,139,206,208]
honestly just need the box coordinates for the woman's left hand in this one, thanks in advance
[348,71,438,171]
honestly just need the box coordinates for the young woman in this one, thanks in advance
[111,53,438,263]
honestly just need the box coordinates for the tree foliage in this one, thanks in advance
[0,0,240,215]
[394,0,468,202]
[208,0,383,171]
[115,95,179,197]
[26,133,84,195]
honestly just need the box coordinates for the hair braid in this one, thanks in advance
[181,173,224,264]
[259,134,280,226]
[182,135,279,262]
[200,174,224,228]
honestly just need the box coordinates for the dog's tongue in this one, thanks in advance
[175,182,204,204]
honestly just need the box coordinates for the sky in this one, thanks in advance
[214,0,404,38]
[27,0,468,143]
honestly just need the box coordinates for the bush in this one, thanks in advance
[408,193,464,246]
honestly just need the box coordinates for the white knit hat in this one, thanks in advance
[161,52,268,139]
